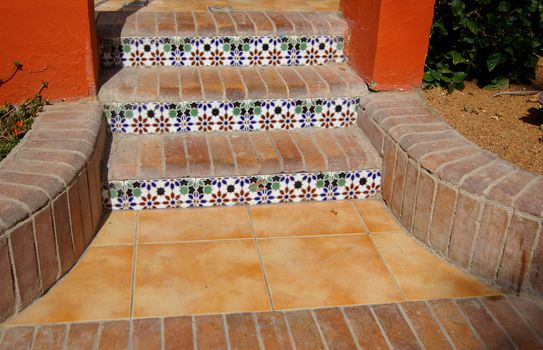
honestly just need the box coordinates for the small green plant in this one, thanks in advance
[424,0,543,92]
[0,62,48,160]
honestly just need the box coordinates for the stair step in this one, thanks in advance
[97,11,347,67]
[102,127,382,210]
[99,64,368,134]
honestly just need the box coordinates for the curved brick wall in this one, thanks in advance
[0,102,105,322]
[359,92,543,297]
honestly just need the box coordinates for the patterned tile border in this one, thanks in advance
[102,170,381,210]
[100,35,344,67]
[104,97,359,134]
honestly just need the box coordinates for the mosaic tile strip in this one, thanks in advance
[104,97,359,134]
[100,36,345,67]
[102,170,381,210]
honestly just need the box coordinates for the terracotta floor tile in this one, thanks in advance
[134,240,270,317]
[250,201,365,238]
[230,0,313,10]
[353,200,402,233]
[372,232,499,300]
[258,235,403,309]
[306,0,339,11]
[92,211,137,246]
[8,246,133,325]
[138,206,253,243]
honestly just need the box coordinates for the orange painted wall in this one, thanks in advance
[340,0,435,90]
[0,0,99,104]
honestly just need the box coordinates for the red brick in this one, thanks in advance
[508,298,543,335]
[96,12,128,37]
[256,312,293,350]
[312,129,348,171]
[156,12,176,36]
[331,128,368,169]
[32,325,67,350]
[212,12,236,35]
[114,68,137,100]
[319,12,347,35]
[200,67,224,100]
[66,323,99,350]
[373,107,432,123]
[108,136,139,180]
[371,303,421,349]
[429,300,485,349]
[290,130,326,172]
[207,133,236,176]
[296,66,329,97]
[175,12,196,36]
[448,193,481,268]
[239,67,267,99]
[529,232,543,293]
[229,133,260,175]
[357,112,384,154]
[269,131,303,172]
[10,221,41,308]
[514,177,543,217]
[194,12,217,36]
[471,203,510,278]
[133,318,161,350]
[246,11,275,35]
[300,12,331,34]
[120,12,137,37]
[437,152,493,186]
[483,297,542,349]
[179,69,203,101]
[16,147,86,167]
[497,215,539,291]
[136,12,156,36]
[365,99,424,117]
[164,316,193,350]
[428,183,457,253]
[159,69,180,101]
[135,69,158,102]
[77,171,94,245]
[0,183,48,214]
[267,12,295,35]
[487,169,536,208]
[408,138,472,160]
[278,67,307,98]
[314,308,357,349]
[398,130,457,150]
[284,11,313,34]
[229,12,255,35]
[381,137,396,204]
[185,134,211,177]
[164,134,189,178]
[220,67,246,100]
[316,66,349,96]
[139,135,163,179]
[67,183,85,258]
[456,299,514,349]
[226,313,260,349]
[0,170,64,199]
[390,149,407,216]
[0,327,34,350]
[461,160,516,196]
[33,207,59,292]
[52,193,75,274]
[343,306,389,349]
[2,159,75,185]
[99,321,130,350]
[259,67,288,99]
[249,132,282,174]
[285,310,325,350]
[420,146,477,174]
[401,302,452,349]
[0,236,15,321]
[380,114,442,132]
[195,315,228,350]
[399,160,419,231]
[412,170,435,242]
[87,151,104,231]
[331,65,367,95]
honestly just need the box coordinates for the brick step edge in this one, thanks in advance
[102,169,381,210]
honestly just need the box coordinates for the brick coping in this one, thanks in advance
[1,295,541,349]
[0,102,107,322]
[358,91,543,298]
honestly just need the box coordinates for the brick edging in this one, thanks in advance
[0,102,106,322]
[358,91,543,298]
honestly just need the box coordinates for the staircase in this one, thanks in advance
[96,10,382,210]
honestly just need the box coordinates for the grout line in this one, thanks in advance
[396,303,426,349]
[349,200,371,233]
[191,316,198,350]
[129,210,140,320]
[281,311,298,350]
[339,307,362,350]
[252,313,266,350]
[451,300,487,349]
[368,306,395,350]
[62,323,70,350]
[222,314,232,350]
[427,300,457,350]
[245,206,275,311]
[310,310,330,350]
[159,317,165,350]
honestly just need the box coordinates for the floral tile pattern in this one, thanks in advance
[102,170,381,210]
[100,35,344,67]
[104,97,359,134]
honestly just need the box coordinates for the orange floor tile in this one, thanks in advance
[5,200,499,326]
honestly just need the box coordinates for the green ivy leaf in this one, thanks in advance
[487,53,504,72]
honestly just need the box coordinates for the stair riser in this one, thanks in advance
[104,97,359,134]
[100,35,344,68]
[103,170,381,210]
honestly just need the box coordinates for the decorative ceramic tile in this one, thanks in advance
[104,97,359,134]
[102,170,381,210]
[100,36,345,67]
